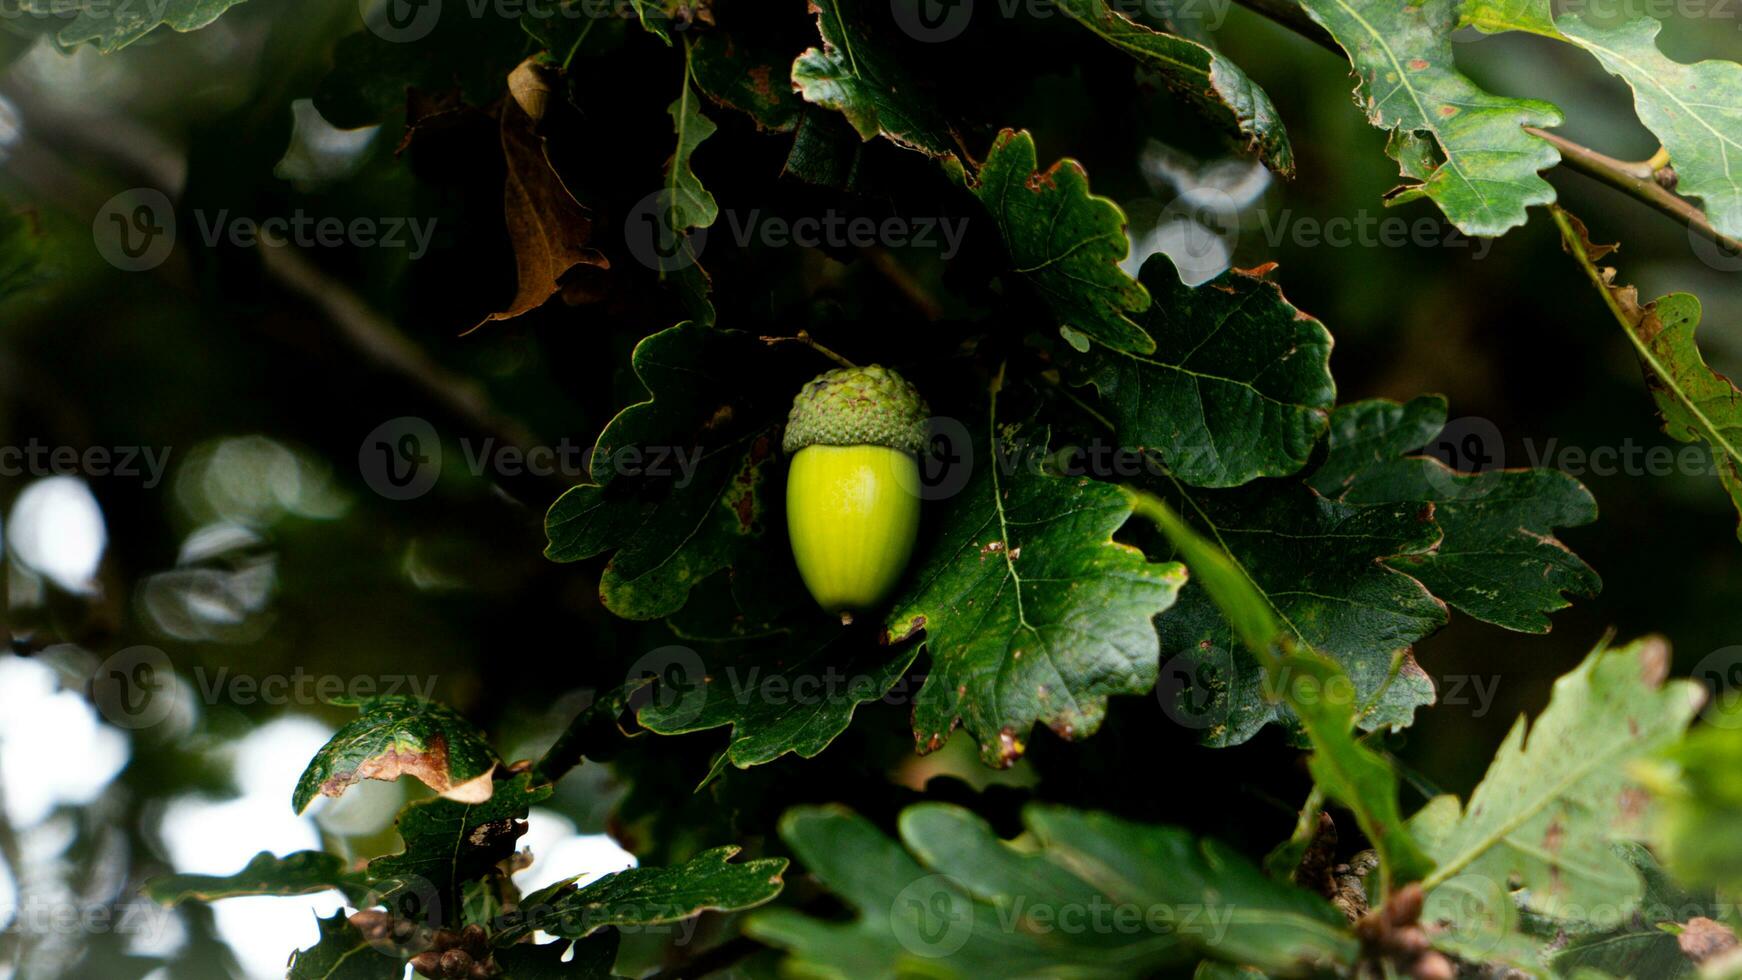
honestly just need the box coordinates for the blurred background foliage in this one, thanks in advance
[0,0,1736,976]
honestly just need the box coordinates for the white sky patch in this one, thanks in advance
[158,716,339,980]
[0,844,14,931]
[7,477,107,595]
[0,655,129,828]
[516,809,637,895]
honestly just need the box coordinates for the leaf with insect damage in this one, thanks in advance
[1411,636,1702,962]
[1553,208,1742,542]
[292,696,498,814]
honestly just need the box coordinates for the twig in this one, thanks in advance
[1231,0,1742,254]
[1527,128,1742,255]
[757,331,858,369]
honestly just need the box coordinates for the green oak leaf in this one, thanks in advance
[968,129,1156,355]
[1549,843,1715,980]
[494,934,620,978]
[690,30,803,133]
[1151,394,1599,745]
[793,0,957,157]
[544,323,809,620]
[1148,466,1446,746]
[664,45,718,234]
[637,624,922,768]
[747,803,1358,978]
[1412,636,1702,954]
[1555,207,1742,541]
[1294,0,1563,236]
[292,696,499,814]
[286,912,402,980]
[366,773,552,915]
[496,847,787,944]
[1066,254,1334,488]
[1463,3,1742,238]
[1130,491,1435,897]
[148,851,368,906]
[12,0,249,53]
[1056,0,1293,174]
[885,409,1186,767]
[1309,395,1600,631]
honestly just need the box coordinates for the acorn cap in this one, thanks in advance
[783,365,930,455]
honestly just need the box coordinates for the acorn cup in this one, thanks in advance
[782,365,929,623]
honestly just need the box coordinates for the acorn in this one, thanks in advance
[783,365,929,621]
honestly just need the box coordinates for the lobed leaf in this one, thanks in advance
[147,851,368,906]
[544,323,808,620]
[1129,490,1435,896]
[885,408,1186,767]
[792,0,957,157]
[1413,636,1702,955]
[1309,395,1600,632]
[286,912,402,980]
[496,846,787,944]
[292,695,499,814]
[1067,254,1334,488]
[747,802,1358,978]
[1553,207,1742,541]
[967,129,1156,355]
[14,0,250,53]
[1056,0,1293,174]
[1294,0,1563,236]
[636,624,922,768]
[366,772,552,915]
[1464,1,1742,238]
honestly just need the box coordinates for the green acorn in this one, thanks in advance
[783,365,929,621]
